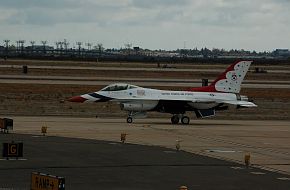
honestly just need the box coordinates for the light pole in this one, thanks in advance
[4,40,10,59]
[97,43,103,57]
[86,42,92,56]
[41,41,47,54]
[19,40,25,54]
[16,40,20,53]
[76,42,82,57]
[63,39,69,54]
[30,41,35,54]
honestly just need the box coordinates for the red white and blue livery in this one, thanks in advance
[69,61,257,124]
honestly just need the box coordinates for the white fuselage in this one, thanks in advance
[96,87,237,110]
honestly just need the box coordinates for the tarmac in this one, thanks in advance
[1,133,290,190]
[0,117,290,189]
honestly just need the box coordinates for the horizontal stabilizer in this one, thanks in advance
[223,100,257,107]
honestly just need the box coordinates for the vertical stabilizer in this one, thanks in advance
[187,61,252,93]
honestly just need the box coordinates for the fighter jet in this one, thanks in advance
[69,61,256,124]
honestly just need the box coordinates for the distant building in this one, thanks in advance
[133,47,140,54]
[25,45,54,53]
[273,49,290,57]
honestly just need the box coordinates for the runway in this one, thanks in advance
[1,133,290,189]
[1,75,290,88]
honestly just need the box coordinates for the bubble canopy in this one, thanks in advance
[100,83,138,92]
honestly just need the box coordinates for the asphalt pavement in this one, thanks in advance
[0,133,290,190]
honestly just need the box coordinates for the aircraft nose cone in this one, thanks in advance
[68,96,87,103]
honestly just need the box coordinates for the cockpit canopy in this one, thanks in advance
[101,83,138,92]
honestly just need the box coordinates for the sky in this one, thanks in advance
[0,0,290,51]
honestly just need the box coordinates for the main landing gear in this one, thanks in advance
[171,115,179,124]
[171,115,190,125]
[126,111,190,124]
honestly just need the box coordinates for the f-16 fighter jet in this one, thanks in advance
[69,61,256,124]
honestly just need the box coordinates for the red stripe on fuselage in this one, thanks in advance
[186,85,216,92]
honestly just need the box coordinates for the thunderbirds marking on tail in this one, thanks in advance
[187,60,251,93]
[69,61,256,124]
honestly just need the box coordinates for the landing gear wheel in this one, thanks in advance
[171,115,180,124]
[181,116,190,125]
[127,117,133,123]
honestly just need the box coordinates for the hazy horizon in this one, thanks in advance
[1,0,290,51]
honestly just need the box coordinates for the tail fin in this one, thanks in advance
[187,61,252,93]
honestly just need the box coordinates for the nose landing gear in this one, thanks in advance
[126,111,147,123]
[126,117,133,123]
